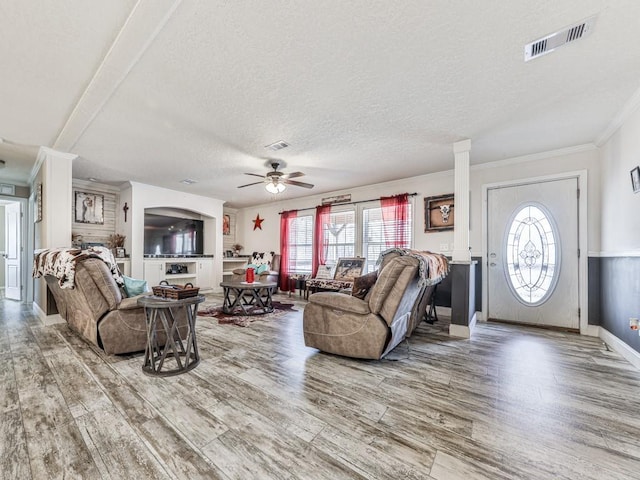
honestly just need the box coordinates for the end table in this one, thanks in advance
[137,295,205,376]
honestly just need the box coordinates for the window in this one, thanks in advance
[285,197,414,277]
[362,204,412,272]
[505,203,559,305]
[287,214,313,274]
[324,210,356,265]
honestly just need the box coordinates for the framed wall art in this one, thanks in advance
[631,166,640,193]
[333,257,365,282]
[74,191,104,224]
[223,214,231,235]
[35,183,42,223]
[424,194,455,232]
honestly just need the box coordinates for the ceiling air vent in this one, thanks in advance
[265,140,289,151]
[524,16,596,62]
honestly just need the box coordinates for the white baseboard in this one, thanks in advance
[449,313,476,339]
[583,324,600,337]
[32,301,65,325]
[599,327,640,370]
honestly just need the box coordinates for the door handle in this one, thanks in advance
[490,262,497,267]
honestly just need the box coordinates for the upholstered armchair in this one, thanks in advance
[44,257,187,355]
[231,251,280,284]
[303,252,440,359]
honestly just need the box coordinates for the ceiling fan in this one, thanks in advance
[238,161,314,193]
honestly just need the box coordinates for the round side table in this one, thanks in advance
[137,295,205,376]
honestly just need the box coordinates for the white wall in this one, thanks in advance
[0,205,5,288]
[124,182,225,286]
[237,146,601,258]
[32,147,75,314]
[599,106,640,254]
[470,146,601,255]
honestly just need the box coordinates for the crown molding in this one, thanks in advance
[595,84,640,147]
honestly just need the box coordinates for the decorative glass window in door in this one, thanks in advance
[505,203,560,305]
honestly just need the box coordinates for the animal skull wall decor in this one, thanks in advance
[439,204,451,223]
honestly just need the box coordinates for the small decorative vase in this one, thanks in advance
[246,267,255,283]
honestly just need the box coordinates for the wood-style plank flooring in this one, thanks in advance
[2,293,640,479]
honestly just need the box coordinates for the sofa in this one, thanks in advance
[45,257,186,355]
[303,251,439,359]
[231,251,280,284]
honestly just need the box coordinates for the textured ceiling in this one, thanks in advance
[2,0,640,206]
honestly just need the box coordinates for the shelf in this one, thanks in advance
[164,273,196,279]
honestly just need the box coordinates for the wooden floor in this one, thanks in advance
[2,294,640,480]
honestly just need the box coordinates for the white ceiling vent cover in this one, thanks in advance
[525,16,596,61]
[265,140,289,151]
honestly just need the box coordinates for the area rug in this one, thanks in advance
[197,301,297,327]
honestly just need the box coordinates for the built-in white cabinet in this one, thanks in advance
[197,258,214,290]
[143,257,215,292]
[222,257,248,281]
[116,258,131,276]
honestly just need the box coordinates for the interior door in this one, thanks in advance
[4,201,21,301]
[487,178,579,329]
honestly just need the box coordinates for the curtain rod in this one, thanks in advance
[279,192,418,214]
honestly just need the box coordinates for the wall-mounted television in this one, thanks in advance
[144,213,204,256]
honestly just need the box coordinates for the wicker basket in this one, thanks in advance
[152,281,200,300]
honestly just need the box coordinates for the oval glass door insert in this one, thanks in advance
[504,203,560,305]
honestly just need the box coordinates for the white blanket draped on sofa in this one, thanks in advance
[33,246,124,289]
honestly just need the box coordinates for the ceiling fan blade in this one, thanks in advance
[244,173,265,179]
[283,171,305,179]
[237,181,264,188]
[285,179,314,189]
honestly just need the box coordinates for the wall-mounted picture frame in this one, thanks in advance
[223,214,231,235]
[334,257,365,282]
[74,191,104,224]
[631,166,640,194]
[35,183,42,223]
[425,194,455,232]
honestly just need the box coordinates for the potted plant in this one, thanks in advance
[107,234,126,257]
[232,243,243,257]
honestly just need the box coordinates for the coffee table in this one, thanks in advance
[220,281,277,315]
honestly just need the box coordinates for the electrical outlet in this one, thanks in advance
[439,243,449,252]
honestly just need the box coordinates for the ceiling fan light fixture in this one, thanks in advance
[265,180,286,194]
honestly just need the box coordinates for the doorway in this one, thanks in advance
[1,198,26,303]
[486,177,580,330]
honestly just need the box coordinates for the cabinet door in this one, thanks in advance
[198,259,214,289]
[144,260,165,286]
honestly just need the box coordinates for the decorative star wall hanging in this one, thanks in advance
[253,214,264,230]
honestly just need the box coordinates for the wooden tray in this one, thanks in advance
[152,281,200,300]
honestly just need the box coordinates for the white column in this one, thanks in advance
[34,147,76,249]
[452,139,471,262]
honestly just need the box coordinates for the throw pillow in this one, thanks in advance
[256,264,269,274]
[351,270,378,300]
[123,275,149,297]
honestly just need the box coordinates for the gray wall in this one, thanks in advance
[591,256,640,354]
[435,256,482,312]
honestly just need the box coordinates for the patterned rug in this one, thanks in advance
[197,301,297,327]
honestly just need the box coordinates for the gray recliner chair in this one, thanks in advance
[303,252,435,359]
[45,257,186,355]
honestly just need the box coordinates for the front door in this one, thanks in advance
[4,201,21,301]
[487,178,579,329]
